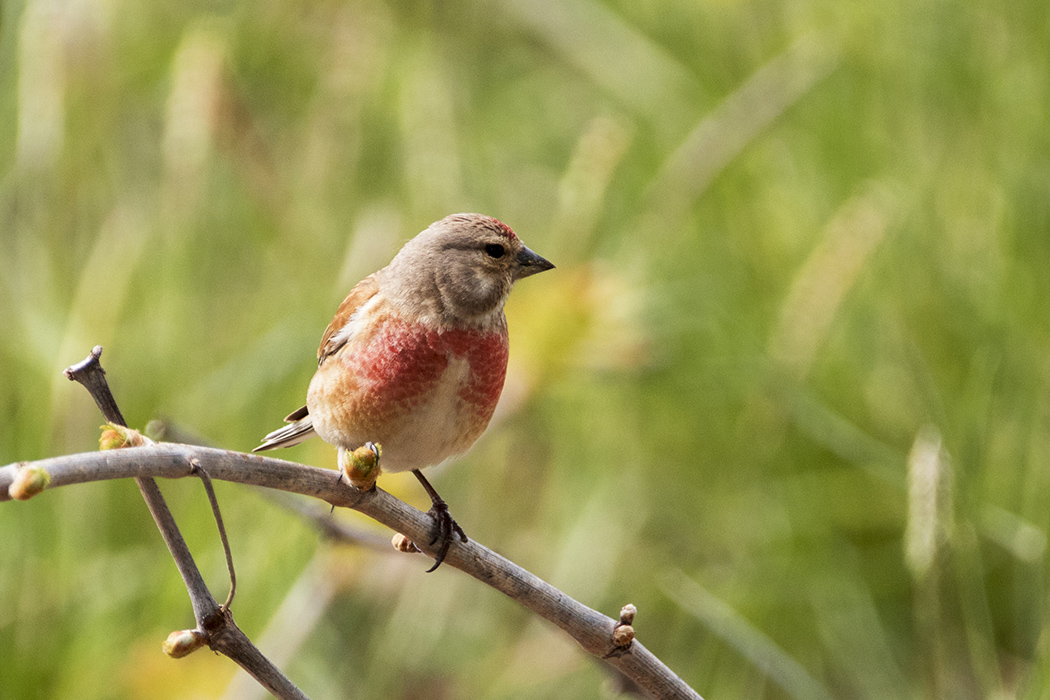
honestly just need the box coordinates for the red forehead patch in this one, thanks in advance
[489,218,518,241]
[444,213,519,240]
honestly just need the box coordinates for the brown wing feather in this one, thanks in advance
[256,275,380,452]
[317,274,380,364]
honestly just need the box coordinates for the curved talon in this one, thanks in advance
[425,500,467,573]
[412,469,467,572]
[329,469,345,515]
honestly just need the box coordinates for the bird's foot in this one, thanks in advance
[411,469,467,572]
[424,498,468,573]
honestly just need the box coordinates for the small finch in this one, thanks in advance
[255,213,554,571]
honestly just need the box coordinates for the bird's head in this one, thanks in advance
[384,213,554,326]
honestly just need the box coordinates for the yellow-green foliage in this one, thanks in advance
[2,1,1049,699]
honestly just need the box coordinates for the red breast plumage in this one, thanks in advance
[307,310,510,472]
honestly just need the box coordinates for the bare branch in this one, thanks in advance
[61,348,308,700]
[64,345,128,425]
[191,459,238,610]
[264,491,393,552]
[4,346,703,698]
[2,445,703,699]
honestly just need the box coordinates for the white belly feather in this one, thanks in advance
[375,353,473,472]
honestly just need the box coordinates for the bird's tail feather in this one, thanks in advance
[254,405,315,451]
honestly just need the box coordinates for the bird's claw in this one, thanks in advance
[424,499,467,573]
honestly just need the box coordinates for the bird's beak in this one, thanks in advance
[514,245,555,280]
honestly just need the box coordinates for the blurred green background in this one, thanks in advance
[3,0,1050,698]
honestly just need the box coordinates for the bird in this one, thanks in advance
[255,213,554,571]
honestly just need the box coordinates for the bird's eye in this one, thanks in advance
[484,243,505,259]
